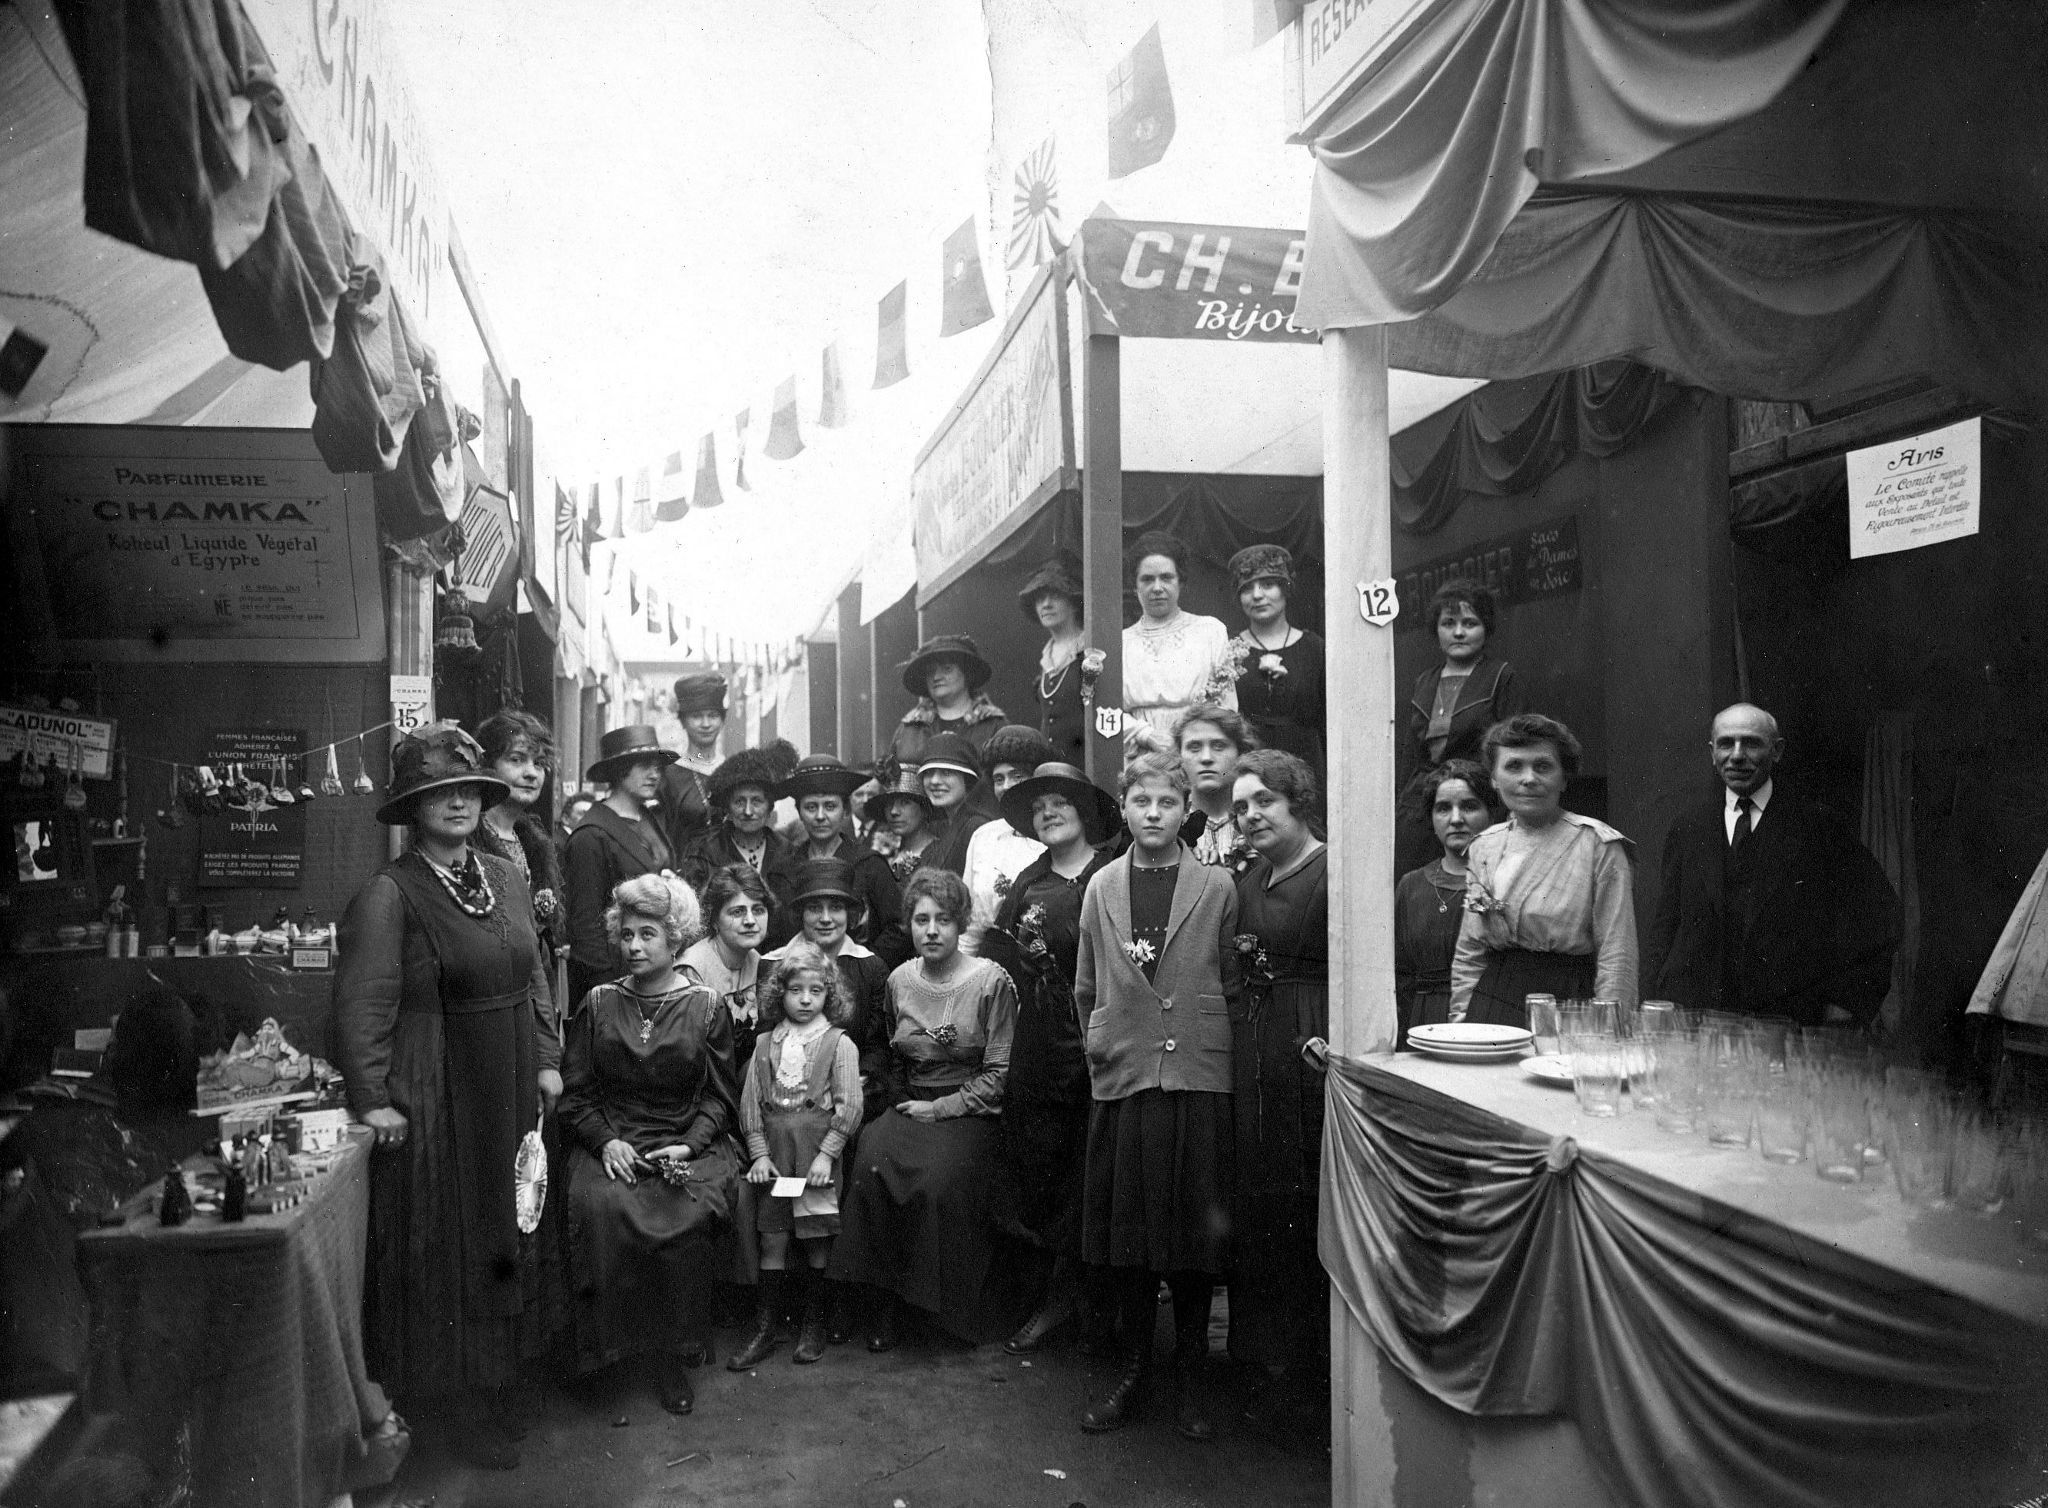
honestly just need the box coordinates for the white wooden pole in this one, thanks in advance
[1323,325,1398,1058]
[1324,323,1399,1508]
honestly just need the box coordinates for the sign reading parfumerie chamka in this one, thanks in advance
[1847,417,1981,559]
[5,427,384,663]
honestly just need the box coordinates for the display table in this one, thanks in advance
[1321,1051,2048,1508]
[75,1130,393,1508]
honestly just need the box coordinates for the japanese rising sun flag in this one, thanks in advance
[1007,137,1065,271]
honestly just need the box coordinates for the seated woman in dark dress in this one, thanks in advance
[560,874,740,1417]
[1393,758,1503,1043]
[831,867,1020,1349]
[983,761,1122,1355]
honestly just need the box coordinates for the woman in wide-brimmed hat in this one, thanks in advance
[782,754,905,967]
[332,724,562,1470]
[885,633,1007,782]
[1018,555,1089,765]
[981,761,1121,1357]
[564,726,679,1011]
[863,775,941,888]
[681,749,800,947]
[657,671,729,855]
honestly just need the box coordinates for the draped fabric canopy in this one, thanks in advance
[1294,0,1848,329]
[1299,0,2048,414]
[1319,1055,2043,1508]
[1390,360,1687,535]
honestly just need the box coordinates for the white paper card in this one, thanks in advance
[770,1176,808,1199]
[1846,417,1980,560]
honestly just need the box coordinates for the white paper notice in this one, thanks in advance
[770,1176,808,1199]
[1846,417,1980,560]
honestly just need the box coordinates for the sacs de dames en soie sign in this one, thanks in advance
[911,266,1073,599]
[1846,417,1981,560]
[1076,219,1313,344]
[5,427,385,663]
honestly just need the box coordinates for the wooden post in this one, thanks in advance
[1323,325,1398,1508]
[1081,332,1123,783]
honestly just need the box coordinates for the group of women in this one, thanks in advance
[327,537,1642,1467]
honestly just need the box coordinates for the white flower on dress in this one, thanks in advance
[1257,652,1286,679]
[1125,937,1158,967]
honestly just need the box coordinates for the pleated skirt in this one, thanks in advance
[1080,1088,1233,1277]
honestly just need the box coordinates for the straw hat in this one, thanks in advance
[916,732,983,787]
[779,753,868,803]
[377,723,510,825]
[790,857,864,912]
[862,773,937,828]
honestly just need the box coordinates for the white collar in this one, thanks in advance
[1726,779,1774,813]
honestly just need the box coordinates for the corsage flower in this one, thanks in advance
[1258,652,1287,680]
[1463,878,1508,916]
[1124,937,1158,968]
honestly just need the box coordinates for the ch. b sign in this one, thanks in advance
[1847,418,1980,560]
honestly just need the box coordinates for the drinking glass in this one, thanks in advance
[1704,1058,1756,1148]
[2009,1117,2048,1249]
[1526,994,1561,1056]
[1755,1076,1810,1165]
[1651,1035,1705,1134]
[1570,1032,1625,1117]
[1950,1100,2010,1215]
[1886,1071,1956,1209]
[1809,1079,1866,1182]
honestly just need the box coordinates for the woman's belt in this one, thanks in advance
[402,986,529,1016]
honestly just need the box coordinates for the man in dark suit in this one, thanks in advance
[1644,703,1900,1026]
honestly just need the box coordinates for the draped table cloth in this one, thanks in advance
[75,1130,394,1508]
[1320,1052,2048,1508]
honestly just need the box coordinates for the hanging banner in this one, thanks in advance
[5,427,385,664]
[912,263,1075,602]
[1846,417,1981,560]
[198,729,308,888]
[1074,218,1312,343]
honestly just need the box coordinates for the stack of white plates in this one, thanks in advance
[1407,1023,1534,1062]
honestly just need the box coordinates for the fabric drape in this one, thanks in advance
[1380,192,2048,414]
[1390,361,1687,535]
[1319,1054,2036,1508]
[1295,0,1847,330]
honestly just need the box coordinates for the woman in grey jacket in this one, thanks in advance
[1072,752,1241,1442]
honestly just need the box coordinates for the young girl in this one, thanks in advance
[1073,751,1241,1441]
[728,940,863,1368]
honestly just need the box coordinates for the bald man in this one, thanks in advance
[1644,704,1900,1026]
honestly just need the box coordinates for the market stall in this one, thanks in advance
[1281,0,2048,1503]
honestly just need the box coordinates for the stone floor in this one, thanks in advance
[363,1300,1331,1508]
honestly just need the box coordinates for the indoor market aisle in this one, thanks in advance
[364,1304,1330,1508]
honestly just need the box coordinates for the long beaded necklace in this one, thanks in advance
[420,849,495,919]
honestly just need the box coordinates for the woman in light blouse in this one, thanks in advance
[831,866,1020,1349]
[1450,714,1638,1026]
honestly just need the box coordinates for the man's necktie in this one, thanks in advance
[1731,795,1754,855]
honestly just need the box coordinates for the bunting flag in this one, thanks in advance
[764,376,804,460]
[818,343,849,428]
[604,552,619,594]
[655,450,690,522]
[628,571,640,615]
[644,580,661,633]
[692,433,725,509]
[554,482,579,555]
[607,476,626,538]
[0,319,51,400]
[940,217,996,336]
[667,604,680,646]
[1007,136,1065,270]
[627,465,656,533]
[1107,24,1175,179]
[874,281,910,388]
[583,482,603,549]
[733,409,753,491]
